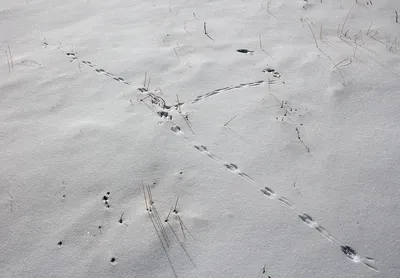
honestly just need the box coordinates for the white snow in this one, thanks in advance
[1,0,400,277]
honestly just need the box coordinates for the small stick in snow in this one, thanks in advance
[332,58,352,69]
[173,196,179,214]
[304,18,345,79]
[224,115,237,127]
[153,206,170,247]
[304,19,319,49]
[396,11,398,23]
[388,37,398,52]
[204,22,215,41]
[353,43,358,57]
[193,11,198,19]
[165,205,174,222]
[7,191,13,213]
[142,182,149,211]
[320,24,324,41]
[176,95,182,114]
[173,47,180,60]
[340,3,356,37]
[184,21,191,35]
[5,50,10,74]
[295,128,301,139]
[262,264,272,277]
[147,76,151,91]
[7,44,13,68]
[266,1,277,18]
[147,185,154,206]
[295,128,310,153]
[169,2,177,15]
[177,94,195,134]
[118,213,124,224]
[259,33,273,58]
[366,22,373,36]
[144,71,147,88]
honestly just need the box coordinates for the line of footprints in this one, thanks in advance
[59,51,378,272]
[171,126,378,272]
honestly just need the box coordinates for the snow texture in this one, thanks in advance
[1,0,400,277]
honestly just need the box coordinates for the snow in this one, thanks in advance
[1,0,400,277]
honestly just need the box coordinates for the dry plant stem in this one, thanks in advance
[304,18,345,79]
[332,58,352,69]
[267,1,277,18]
[366,22,372,35]
[259,33,273,58]
[176,95,182,113]
[396,11,399,23]
[389,38,397,51]
[340,3,356,36]
[147,185,153,205]
[184,21,191,35]
[165,205,174,222]
[224,115,237,127]
[142,182,149,211]
[5,50,10,74]
[169,2,176,15]
[7,191,13,213]
[304,18,319,49]
[147,76,151,90]
[174,48,180,60]
[7,44,13,68]
[299,139,310,153]
[204,22,215,41]
[174,196,179,212]
[153,206,170,247]
[177,94,195,134]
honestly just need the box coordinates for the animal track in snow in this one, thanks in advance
[175,129,377,271]
[194,145,220,162]
[191,80,267,104]
[185,137,378,270]
[261,187,277,199]
[261,187,294,209]
[262,67,281,78]
[341,246,378,271]
[55,47,378,272]
[81,60,133,86]
[298,213,338,242]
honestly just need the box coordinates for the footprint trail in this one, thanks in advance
[170,123,378,272]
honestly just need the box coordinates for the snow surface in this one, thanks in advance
[1,0,400,277]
